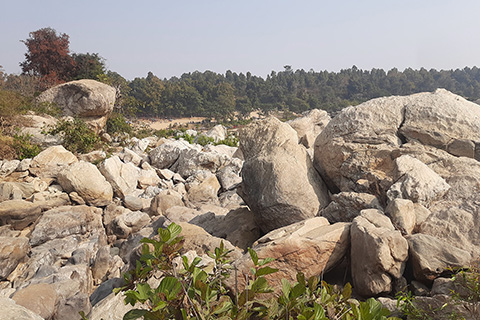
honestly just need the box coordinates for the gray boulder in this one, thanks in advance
[240,116,330,233]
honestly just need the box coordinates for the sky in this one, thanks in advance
[2,0,480,80]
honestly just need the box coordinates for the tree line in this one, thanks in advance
[4,27,480,120]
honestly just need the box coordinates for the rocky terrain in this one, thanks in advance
[0,80,479,319]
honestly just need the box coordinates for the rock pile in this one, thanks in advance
[1,88,480,319]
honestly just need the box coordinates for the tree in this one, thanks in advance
[71,52,106,80]
[20,27,75,85]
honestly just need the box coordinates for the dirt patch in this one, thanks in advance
[141,117,207,130]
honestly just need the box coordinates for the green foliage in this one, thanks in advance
[47,118,99,154]
[195,135,215,146]
[12,133,41,159]
[114,222,398,320]
[215,135,238,147]
[106,112,132,135]
[0,89,29,119]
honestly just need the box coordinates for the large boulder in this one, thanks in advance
[239,116,330,233]
[0,297,44,320]
[0,200,42,230]
[36,79,116,133]
[350,210,409,296]
[230,217,350,291]
[57,161,113,206]
[29,145,78,178]
[99,156,140,199]
[314,89,480,259]
[287,109,331,148]
[407,234,472,283]
[148,139,193,170]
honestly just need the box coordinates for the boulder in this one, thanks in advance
[216,159,243,191]
[385,198,416,235]
[240,116,330,233]
[320,192,382,223]
[0,297,44,320]
[57,161,113,206]
[287,109,330,148]
[12,283,57,320]
[0,200,42,230]
[0,182,36,201]
[351,210,408,296]
[30,205,104,246]
[0,160,21,178]
[137,168,161,189]
[19,114,61,147]
[36,79,116,133]
[99,156,140,199]
[0,236,30,279]
[313,89,480,260]
[29,145,78,179]
[172,148,232,178]
[201,124,228,142]
[149,190,184,216]
[407,233,472,282]
[186,171,221,205]
[386,155,450,205]
[148,139,193,169]
[231,217,350,291]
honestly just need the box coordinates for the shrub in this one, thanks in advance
[12,133,41,159]
[106,112,132,135]
[112,223,399,320]
[47,118,99,154]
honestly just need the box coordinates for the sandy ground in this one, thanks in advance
[139,111,264,131]
[142,117,207,130]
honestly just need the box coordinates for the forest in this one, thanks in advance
[3,27,480,120]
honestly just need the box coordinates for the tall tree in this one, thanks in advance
[20,27,74,85]
[71,52,106,80]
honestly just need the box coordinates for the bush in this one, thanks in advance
[112,223,399,320]
[12,133,41,159]
[47,118,99,154]
[106,112,132,135]
[0,89,29,119]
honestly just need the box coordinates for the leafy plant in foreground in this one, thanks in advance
[111,222,399,320]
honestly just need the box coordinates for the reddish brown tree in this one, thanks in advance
[20,27,75,86]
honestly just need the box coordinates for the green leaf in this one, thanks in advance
[135,283,152,302]
[123,309,148,320]
[251,277,269,292]
[158,276,182,300]
[290,282,306,299]
[342,282,352,299]
[313,303,327,320]
[255,266,279,277]
[281,278,291,298]
[167,223,182,242]
[248,248,258,265]
[258,257,274,266]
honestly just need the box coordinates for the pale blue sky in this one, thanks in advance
[1,0,479,80]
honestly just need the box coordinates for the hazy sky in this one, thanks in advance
[2,0,480,80]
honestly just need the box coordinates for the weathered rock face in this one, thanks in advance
[99,156,140,199]
[36,79,116,133]
[240,116,330,233]
[320,192,382,223]
[351,210,408,296]
[287,109,331,148]
[314,89,480,259]
[0,297,44,320]
[407,234,472,283]
[148,139,193,170]
[231,217,350,291]
[29,145,78,179]
[0,200,42,230]
[57,161,113,206]
[0,236,30,279]
[19,114,62,147]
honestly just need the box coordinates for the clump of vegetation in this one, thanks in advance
[111,222,398,320]
[12,133,41,159]
[106,112,133,135]
[47,118,99,154]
